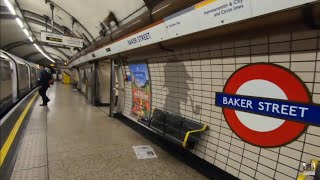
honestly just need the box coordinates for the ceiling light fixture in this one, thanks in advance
[15,18,24,28]
[4,0,16,15]
[8,0,55,64]
[23,29,30,36]
[33,44,40,51]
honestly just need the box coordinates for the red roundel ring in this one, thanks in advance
[223,63,309,147]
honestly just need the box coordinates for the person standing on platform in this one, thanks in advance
[38,66,53,106]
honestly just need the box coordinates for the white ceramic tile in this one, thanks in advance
[239,172,254,180]
[270,33,291,43]
[240,164,256,177]
[305,134,320,145]
[227,158,241,170]
[242,157,258,170]
[303,143,320,157]
[276,164,297,178]
[229,152,242,162]
[226,165,239,177]
[292,30,318,40]
[258,156,277,170]
[278,155,300,169]
[280,147,302,160]
[255,171,273,180]
[260,149,278,161]
[270,42,290,53]
[274,172,294,180]
[243,150,259,161]
[292,39,318,51]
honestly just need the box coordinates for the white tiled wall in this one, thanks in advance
[120,30,320,179]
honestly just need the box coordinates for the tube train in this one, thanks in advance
[0,50,39,117]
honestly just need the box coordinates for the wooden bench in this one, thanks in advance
[149,108,208,148]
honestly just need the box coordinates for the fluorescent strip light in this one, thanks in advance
[152,4,170,15]
[4,0,16,15]
[33,44,55,63]
[15,18,24,28]
[23,29,30,36]
[33,44,40,51]
[46,56,55,63]
[28,36,33,42]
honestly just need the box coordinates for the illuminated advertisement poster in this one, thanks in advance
[129,63,151,121]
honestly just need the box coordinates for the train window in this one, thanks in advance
[32,68,36,78]
[0,60,11,81]
[17,64,29,80]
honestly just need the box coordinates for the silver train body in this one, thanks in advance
[0,50,39,116]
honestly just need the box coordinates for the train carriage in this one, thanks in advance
[0,50,39,117]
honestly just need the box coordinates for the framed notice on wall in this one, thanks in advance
[129,63,151,122]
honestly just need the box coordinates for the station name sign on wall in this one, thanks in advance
[70,0,316,67]
[215,63,320,147]
[127,32,151,45]
[41,31,83,48]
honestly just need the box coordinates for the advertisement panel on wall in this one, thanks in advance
[129,63,151,122]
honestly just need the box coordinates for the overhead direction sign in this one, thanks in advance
[215,63,319,147]
[41,31,83,48]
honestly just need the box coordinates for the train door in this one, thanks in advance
[31,66,37,88]
[24,61,32,89]
[0,53,14,112]
[10,60,18,103]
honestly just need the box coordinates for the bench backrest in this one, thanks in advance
[151,108,203,133]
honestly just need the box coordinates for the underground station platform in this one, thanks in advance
[1,83,233,180]
[1,0,320,180]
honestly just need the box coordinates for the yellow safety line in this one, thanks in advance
[0,93,38,167]
[183,124,208,148]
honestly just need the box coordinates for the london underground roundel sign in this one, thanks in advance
[215,63,320,147]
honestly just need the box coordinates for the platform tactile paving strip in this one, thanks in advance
[10,98,48,180]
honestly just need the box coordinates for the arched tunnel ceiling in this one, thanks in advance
[0,19,27,47]
[0,0,148,66]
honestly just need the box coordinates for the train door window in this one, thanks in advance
[18,65,29,80]
[0,59,11,81]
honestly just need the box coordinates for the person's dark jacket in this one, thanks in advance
[39,70,52,87]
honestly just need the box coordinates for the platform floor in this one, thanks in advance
[11,83,207,180]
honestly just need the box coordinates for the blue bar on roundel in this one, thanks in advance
[215,92,320,126]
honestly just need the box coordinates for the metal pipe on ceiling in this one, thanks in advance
[14,0,56,62]
[50,3,54,33]
[47,1,95,42]
[19,9,77,37]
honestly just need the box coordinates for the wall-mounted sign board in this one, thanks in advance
[41,31,83,48]
[215,63,320,147]
[70,0,317,67]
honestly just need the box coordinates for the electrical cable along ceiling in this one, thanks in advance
[0,0,148,66]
